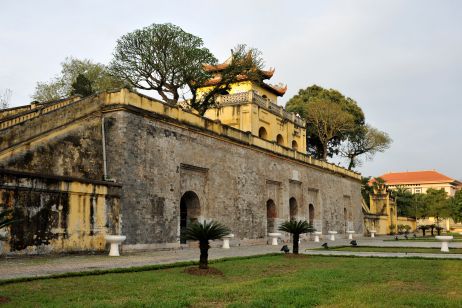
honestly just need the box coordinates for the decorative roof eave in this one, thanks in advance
[202,76,287,97]
[203,63,275,80]
[261,82,287,96]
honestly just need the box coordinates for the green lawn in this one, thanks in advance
[326,246,462,254]
[1,255,461,307]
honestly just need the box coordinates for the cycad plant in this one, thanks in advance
[418,225,429,237]
[182,220,231,269]
[278,220,315,254]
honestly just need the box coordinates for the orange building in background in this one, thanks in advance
[376,170,462,231]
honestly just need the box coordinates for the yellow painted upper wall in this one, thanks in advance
[200,81,306,152]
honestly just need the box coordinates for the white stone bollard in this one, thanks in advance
[222,234,234,249]
[328,231,337,241]
[268,233,281,246]
[346,230,355,240]
[370,230,377,238]
[104,235,126,257]
[435,235,453,252]
[314,231,322,242]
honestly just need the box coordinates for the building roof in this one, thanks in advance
[375,170,460,185]
[202,56,287,97]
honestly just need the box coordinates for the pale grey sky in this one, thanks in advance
[1,0,461,179]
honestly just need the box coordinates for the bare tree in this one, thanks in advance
[0,89,12,110]
[340,124,392,170]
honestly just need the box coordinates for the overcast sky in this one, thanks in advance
[1,0,461,179]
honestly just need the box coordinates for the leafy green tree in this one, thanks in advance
[286,85,365,160]
[71,74,93,96]
[278,220,315,254]
[425,189,450,227]
[361,176,373,206]
[339,124,392,170]
[111,23,264,115]
[32,57,128,102]
[182,220,230,269]
[392,187,414,217]
[449,190,462,223]
[413,193,429,219]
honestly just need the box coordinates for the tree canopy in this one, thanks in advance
[340,124,392,170]
[32,57,128,102]
[304,98,355,161]
[110,23,265,115]
[286,85,391,168]
[449,190,462,223]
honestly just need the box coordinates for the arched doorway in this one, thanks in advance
[276,134,284,146]
[266,199,276,234]
[308,204,315,225]
[258,127,268,139]
[289,197,297,220]
[180,191,200,244]
[292,140,298,151]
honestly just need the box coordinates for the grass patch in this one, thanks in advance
[0,255,461,307]
[384,238,462,242]
[325,246,462,254]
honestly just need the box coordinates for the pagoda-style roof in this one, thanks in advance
[202,56,286,96]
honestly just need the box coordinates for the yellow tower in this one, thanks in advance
[198,59,306,152]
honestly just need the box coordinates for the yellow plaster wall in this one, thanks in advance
[0,176,120,255]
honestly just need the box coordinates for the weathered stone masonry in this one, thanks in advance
[0,89,363,253]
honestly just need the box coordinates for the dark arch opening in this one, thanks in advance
[308,204,315,225]
[292,140,298,151]
[289,197,297,220]
[180,191,200,244]
[259,127,268,139]
[266,199,276,233]
[276,134,284,146]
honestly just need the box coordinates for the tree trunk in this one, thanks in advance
[422,229,426,237]
[322,144,328,161]
[293,234,300,254]
[199,241,209,269]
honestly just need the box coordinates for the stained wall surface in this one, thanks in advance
[104,109,362,248]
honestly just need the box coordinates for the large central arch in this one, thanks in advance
[180,191,201,244]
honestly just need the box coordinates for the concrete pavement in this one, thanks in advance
[1,236,460,281]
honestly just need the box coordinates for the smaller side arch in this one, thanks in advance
[259,127,268,139]
[266,199,276,233]
[276,134,284,146]
[308,203,315,225]
[289,197,297,220]
[292,140,298,151]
